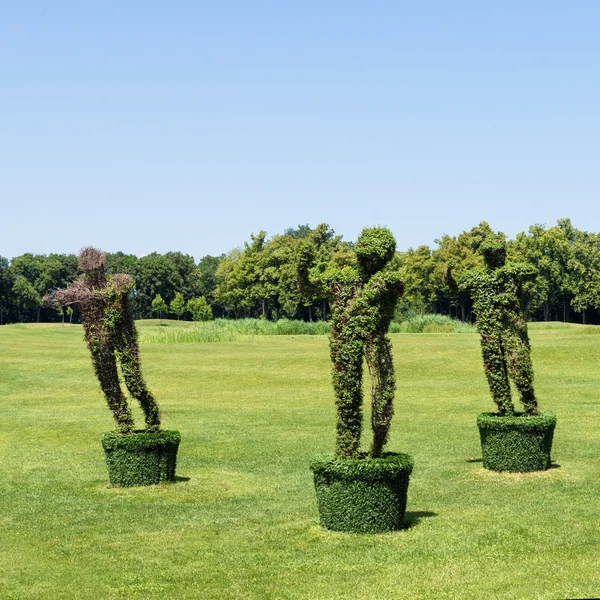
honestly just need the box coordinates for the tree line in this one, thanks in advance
[2,218,600,325]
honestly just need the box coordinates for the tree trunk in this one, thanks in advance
[36,306,41,323]
[583,308,587,324]
[308,305,312,322]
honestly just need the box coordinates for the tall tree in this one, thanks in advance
[567,229,600,324]
[151,294,167,324]
[170,292,186,321]
[133,253,183,317]
[0,256,13,325]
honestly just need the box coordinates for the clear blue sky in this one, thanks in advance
[2,1,599,260]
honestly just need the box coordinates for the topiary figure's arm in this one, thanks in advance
[46,279,92,308]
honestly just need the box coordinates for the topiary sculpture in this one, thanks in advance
[299,226,413,533]
[48,247,180,486]
[460,234,556,472]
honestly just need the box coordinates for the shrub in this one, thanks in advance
[459,232,556,472]
[138,318,330,344]
[187,296,213,322]
[477,413,556,472]
[298,226,404,459]
[393,314,475,334]
[170,292,186,321]
[46,247,162,433]
[102,430,181,487]
[310,453,413,533]
[459,234,539,416]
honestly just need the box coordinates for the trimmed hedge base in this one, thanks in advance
[101,430,181,487]
[310,453,414,533]
[477,412,557,473]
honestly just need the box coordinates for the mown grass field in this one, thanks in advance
[0,320,599,599]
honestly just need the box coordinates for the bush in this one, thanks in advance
[49,247,161,433]
[392,314,475,334]
[310,453,413,533]
[101,430,181,487]
[477,412,556,472]
[187,296,213,322]
[139,318,330,343]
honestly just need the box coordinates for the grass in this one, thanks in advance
[136,316,473,343]
[0,322,599,599]
[137,318,330,343]
[391,314,476,334]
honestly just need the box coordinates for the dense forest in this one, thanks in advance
[2,218,600,325]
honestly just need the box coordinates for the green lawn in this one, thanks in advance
[0,322,599,599]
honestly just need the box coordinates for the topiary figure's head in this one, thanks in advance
[479,235,507,269]
[355,227,396,277]
[79,247,107,288]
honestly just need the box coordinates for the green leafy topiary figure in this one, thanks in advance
[460,235,538,415]
[299,226,404,458]
[49,247,161,433]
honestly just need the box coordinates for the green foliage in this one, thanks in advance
[6,218,600,327]
[393,314,476,333]
[133,253,184,317]
[7,252,78,322]
[101,430,181,487]
[354,226,396,277]
[477,412,556,472]
[187,296,213,321]
[151,293,167,318]
[12,274,42,316]
[299,226,404,459]
[169,292,186,320]
[0,256,13,325]
[52,248,162,433]
[310,453,413,533]
[214,223,343,320]
[138,318,330,343]
[397,245,438,315]
[138,315,472,342]
[196,254,223,310]
[460,234,538,416]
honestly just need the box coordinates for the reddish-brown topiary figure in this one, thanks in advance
[48,247,160,433]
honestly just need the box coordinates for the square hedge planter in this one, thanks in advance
[477,412,556,473]
[310,453,413,533]
[101,430,181,487]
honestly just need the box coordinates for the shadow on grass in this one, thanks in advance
[464,458,561,470]
[404,511,437,528]
[175,475,191,482]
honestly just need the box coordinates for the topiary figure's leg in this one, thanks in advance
[116,336,161,432]
[366,334,395,458]
[504,328,537,415]
[89,340,134,433]
[330,332,364,459]
[480,333,514,415]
